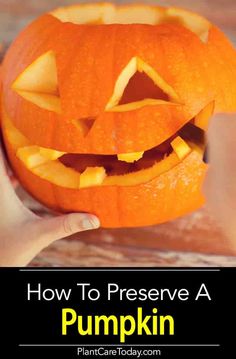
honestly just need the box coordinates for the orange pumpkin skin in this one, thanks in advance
[4,133,206,228]
[2,16,199,154]
[1,3,236,228]
[3,9,236,155]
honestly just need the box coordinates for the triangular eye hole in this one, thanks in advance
[119,71,169,105]
[12,51,61,114]
[105,57,181,112]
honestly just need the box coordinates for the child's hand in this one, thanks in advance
[0,145,100,267]
[204,113,236,245]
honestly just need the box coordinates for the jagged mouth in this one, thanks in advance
[4,109,206,189]
[60,122,204,177]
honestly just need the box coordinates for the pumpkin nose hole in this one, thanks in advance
[73,118,96,136]
[119,71,169,105]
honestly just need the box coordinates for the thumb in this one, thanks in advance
[203,113,236,242]
[2,213,100,267]
[34,213,100,247]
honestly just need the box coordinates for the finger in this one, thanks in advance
[0,142,13,186]
[203,113,236,241]
[31,213,100,247]
[7,167,19,189]
[0,141,19,190]
[0,143,19,193]
[0,144,34,222]
[0,213,100,267]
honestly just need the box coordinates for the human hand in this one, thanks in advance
[0,145,100,267]
[204,113,236,245]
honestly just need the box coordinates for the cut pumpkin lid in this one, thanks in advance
[51,4,210,43]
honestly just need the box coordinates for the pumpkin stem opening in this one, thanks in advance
[51,4,210,43]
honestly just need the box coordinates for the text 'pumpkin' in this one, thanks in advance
[1,3,236,227]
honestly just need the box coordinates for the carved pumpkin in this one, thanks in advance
[1,4,236,227]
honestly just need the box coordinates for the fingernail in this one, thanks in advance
[82,215,100,230]
[203,146,208,164]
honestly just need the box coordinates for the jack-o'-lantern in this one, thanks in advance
[1,3,236,227]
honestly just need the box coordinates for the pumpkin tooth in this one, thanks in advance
[39,147,66,160]
[194,101,215,130]
[17,146,50,169]
[79,167,107,188]
[17,146,65,169]
[33,161,80,189]
[171,136,191,160]
[118,151,144,163]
